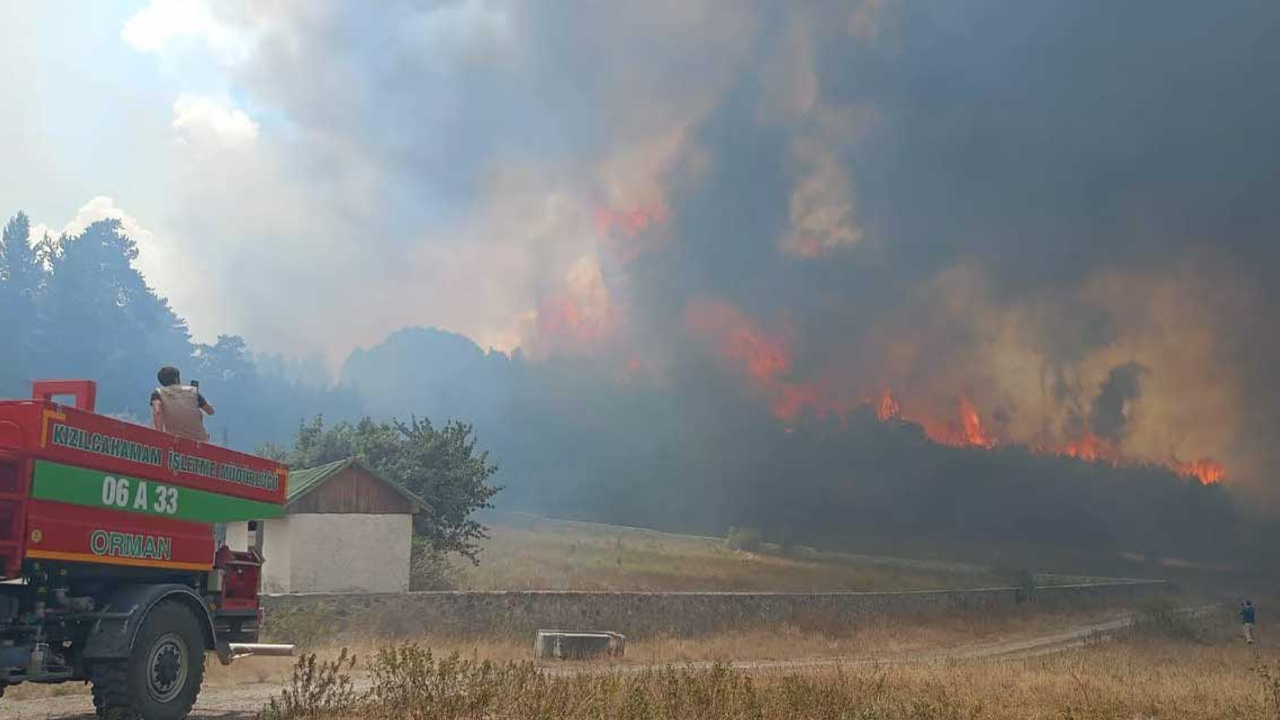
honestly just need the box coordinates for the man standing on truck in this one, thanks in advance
[151,365,215,442]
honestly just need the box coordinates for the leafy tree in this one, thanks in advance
[281,415,501,562]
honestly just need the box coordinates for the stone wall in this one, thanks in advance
[262,580,1169,644]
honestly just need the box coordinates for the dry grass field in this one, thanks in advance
[8,600,1264,719]
[243,605,1271,720]
[449,511,1050,592]
[250,599,1157,665]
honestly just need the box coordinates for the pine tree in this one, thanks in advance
[39,219,193,415]
[0,212,42,394]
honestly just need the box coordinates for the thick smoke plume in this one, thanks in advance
[1090,363,1146,444]
[110,0,1280,534]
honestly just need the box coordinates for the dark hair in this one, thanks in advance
[157,366,181,387]
[1246,600,1253,606]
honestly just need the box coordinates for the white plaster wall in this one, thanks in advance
[262,518,293,594]
[223,519,293,594]
[285,514,411,593]
[224,522,249,552]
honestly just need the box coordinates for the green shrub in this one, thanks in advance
[369,645,523,719]
[410,535,458,591]
[258,649,359,720]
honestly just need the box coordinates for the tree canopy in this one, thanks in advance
[275,416,501,562]
[0,211,359,445]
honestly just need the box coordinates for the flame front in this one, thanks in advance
[875,388,901,421]
[1176,457,1226,486]
[685,299,1229,485]
[958,395,995,449]
[684,299,844,424]
[1058,431,1118,464]
[879,389,995,449]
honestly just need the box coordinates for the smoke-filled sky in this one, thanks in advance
[2,1,1279,496]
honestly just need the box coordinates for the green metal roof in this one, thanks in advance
[285,457,354,502]
[285,456,427,513]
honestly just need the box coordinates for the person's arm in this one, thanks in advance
[150,392,164,431]
[198,393,216,416]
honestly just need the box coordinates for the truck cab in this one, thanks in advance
[0,380,291,719]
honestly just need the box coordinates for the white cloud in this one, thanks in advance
[172,94,259,148]
[61,197,153,244]
[47,198,195,321]
[26,223,52,246]
[121,0,252,64]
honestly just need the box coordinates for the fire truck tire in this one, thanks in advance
[91,601,206,720]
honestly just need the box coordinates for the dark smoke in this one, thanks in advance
[85,0,1280,569]
[625,0,1280,494]
[1089,363,1146,442]
[177,0,1280,495]
[306,0,1280,568]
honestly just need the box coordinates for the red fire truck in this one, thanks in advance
[0,380,292,719]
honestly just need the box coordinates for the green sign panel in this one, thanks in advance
[32,460,284,523]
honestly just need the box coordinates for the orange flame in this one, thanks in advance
[595,204,672,264]
[595,205,670,237]
[898,392,996,449]
[865,387,996,448]
[875,388,901,421]
[537,295,612,347]
[685,300,847,424]
[958,395,995,449]
[1175,457,1226,485]
[685,308,1231,483]
[685,300,793,386]
[1058,431,1118,464]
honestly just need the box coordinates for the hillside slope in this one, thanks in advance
[452,511,1074,592]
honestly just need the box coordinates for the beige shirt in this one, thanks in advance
[153,385,209,442]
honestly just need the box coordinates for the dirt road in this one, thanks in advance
[0,610,1193,719]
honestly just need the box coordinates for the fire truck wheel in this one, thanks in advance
[91,601,206,720]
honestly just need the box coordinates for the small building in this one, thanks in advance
[226,457,423,593]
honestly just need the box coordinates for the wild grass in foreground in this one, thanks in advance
[261,647,978,720]
[259,614,1279,720]
[0,600,1181,704]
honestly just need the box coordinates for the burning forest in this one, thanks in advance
[322,0,1280,571]
[7,0,1280,572]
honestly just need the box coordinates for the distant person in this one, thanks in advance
[151,365,214,442]
[1241,600,1256,645]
